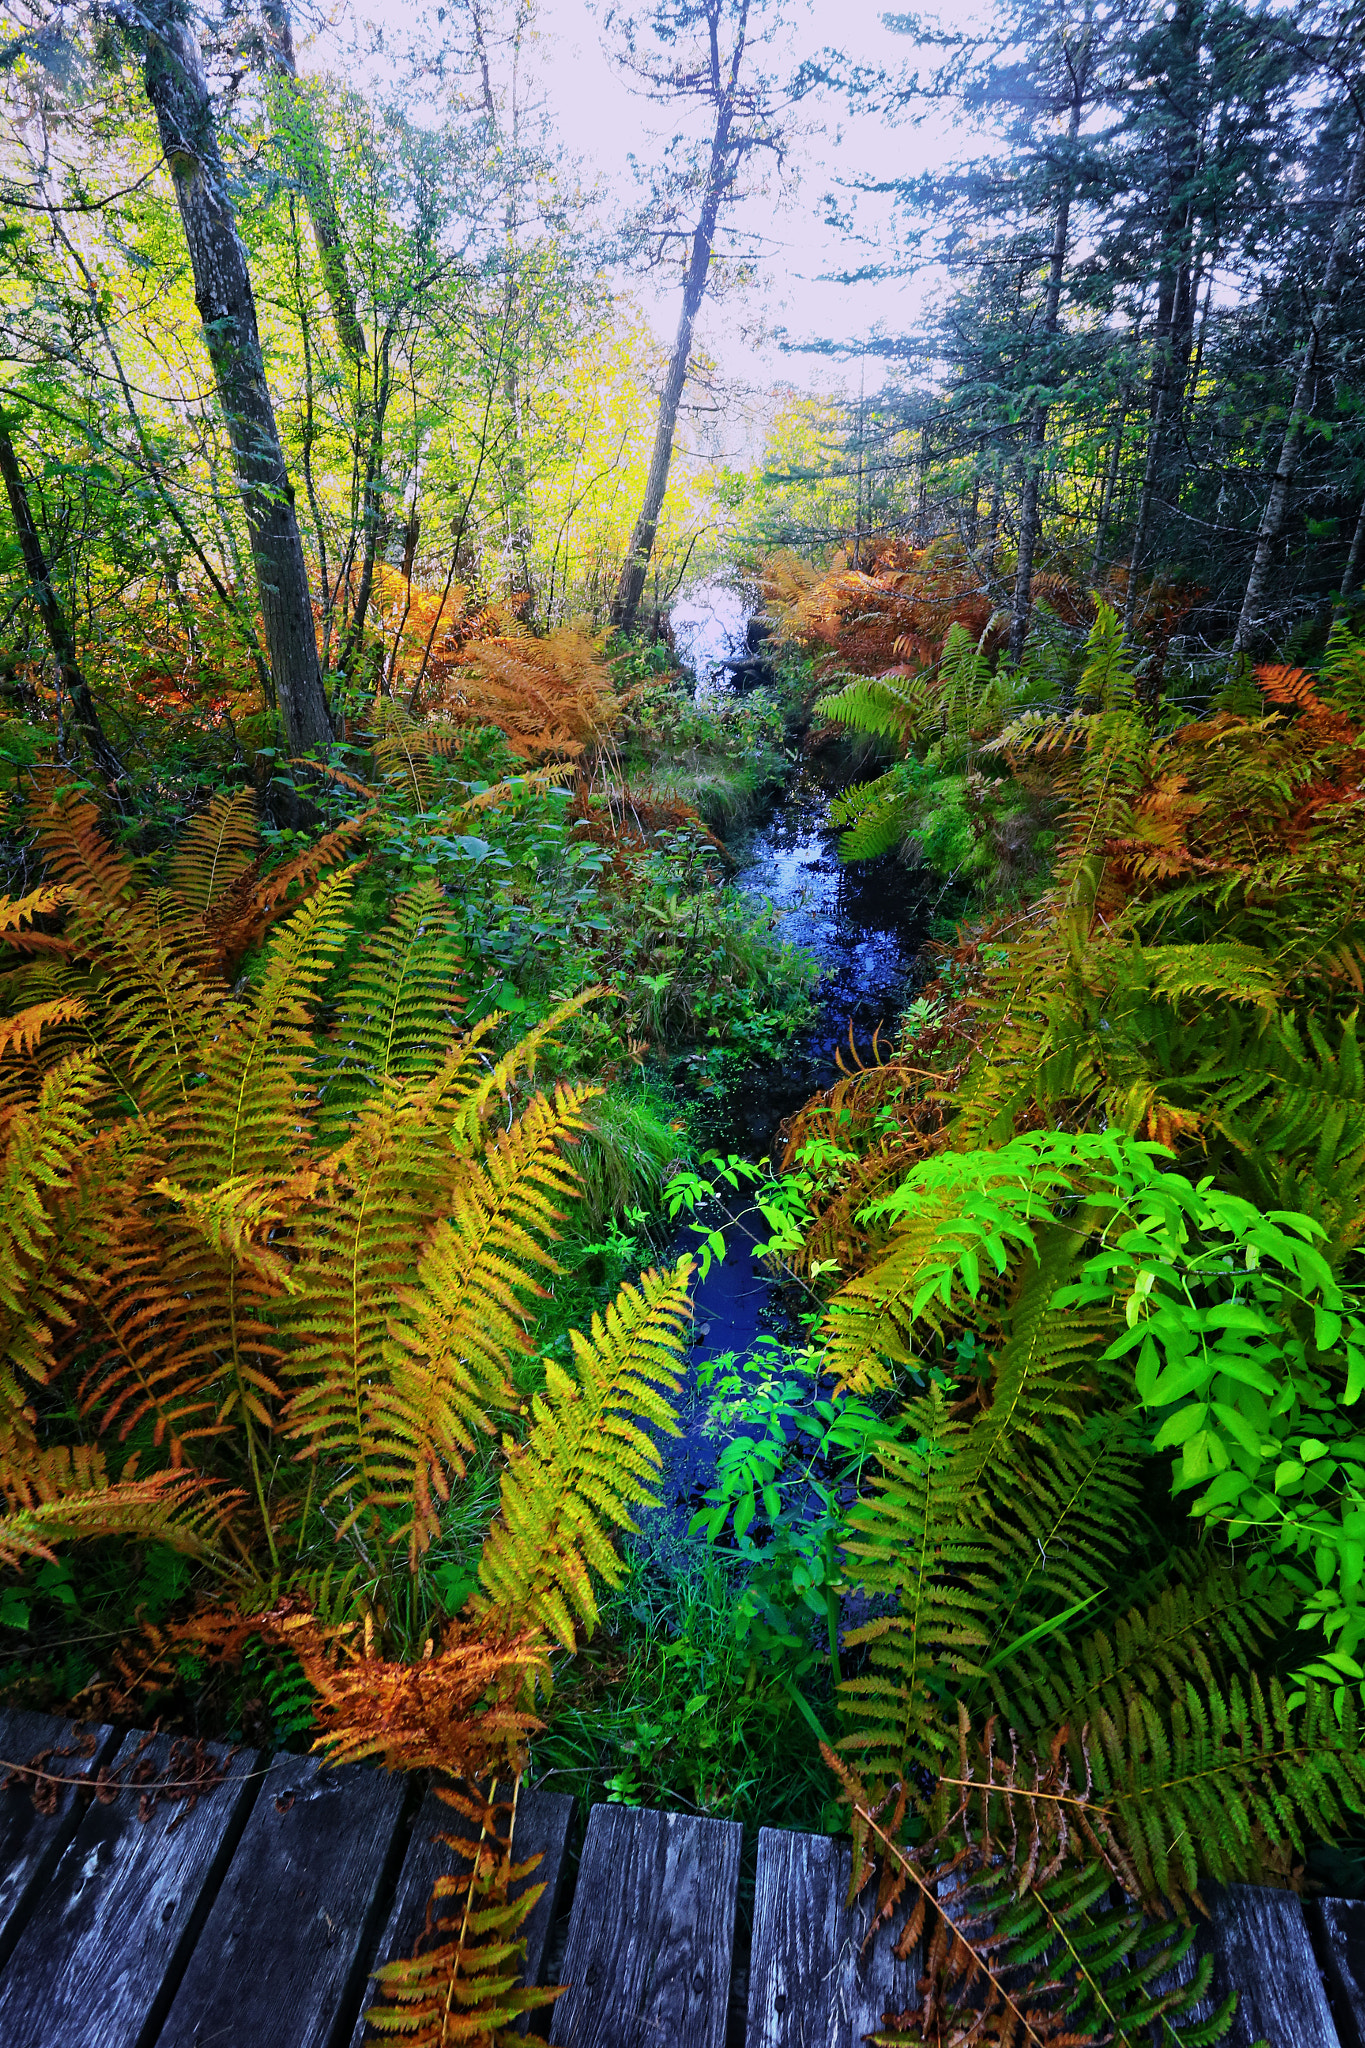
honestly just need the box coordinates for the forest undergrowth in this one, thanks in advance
[9,582,1365,2043]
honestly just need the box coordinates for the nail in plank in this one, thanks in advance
[0,1711,121,1971]
[745,1825,841,2048]
[0,1728,257,2048]
[1310,1896,1365,2048]
[348,1783,573,2048]
[550,1803,741,2048]
[1205,1882,1340,2048]
[156,1750,407,2048]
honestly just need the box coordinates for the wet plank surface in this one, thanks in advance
[745,1825,840,2048]
[348,1783,573,2048]
[830,1841,921,2048]
[1205,1882,1341,2048]
[745,1828,922,2048]
[0,1711,120,1972]
[0,1728,258,2048]
[1,1706,1362,2048]
[156,1750,408,2048]
[550,1803,741,2048]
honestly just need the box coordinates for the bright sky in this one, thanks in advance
[306,0,966,430]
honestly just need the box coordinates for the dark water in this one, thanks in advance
[655,754,927,1541]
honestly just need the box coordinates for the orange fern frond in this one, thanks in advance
[0,1425,236,1569]
[0,997,88,1060]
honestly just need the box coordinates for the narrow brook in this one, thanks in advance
[650,594,931,1539]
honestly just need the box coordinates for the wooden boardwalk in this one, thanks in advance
[1,1706,1362,2046]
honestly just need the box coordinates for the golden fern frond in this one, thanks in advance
[82,885,353,1463]
[0,1049,102,1420]
[355,1083,599,1563]
[446,989,603,1143]
[0,1426,236,1569]
[318,881,465,1135]
[447,762,577,823]
[306,1634,545,1777]
[166,789,261,916]
[475,1259,693,1650]
[373,705,438,812]
[71,893,220,1115]
[0,883,76,932]
[362,1778,561,2046]
[203,812,374,977]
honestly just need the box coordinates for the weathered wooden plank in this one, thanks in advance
[1205,1882,1341,2048]
[1309,1896,1365,2048]
[0,1727,258,2048]
[830,1841,922,2048]
[745,1825,840,2048]
[0,1711,120,1971]
[347,1782,574,2048]
[156,1749,408,2048]
[550,1803,741,2048]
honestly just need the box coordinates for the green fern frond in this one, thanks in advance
[813,672,932,746]
[992,1562,1282,1744]
[175,866,355,1190]
[1095,1672,1365,1910]
[1080,599,1136,711]
[1140,940,1279,1008]
[476,1259,693,1651]
[839,1385,999,1778]
[318,880,466,1134]
[829,766,916,861]
[0,1048,102,1420]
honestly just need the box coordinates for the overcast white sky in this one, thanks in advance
[304,0,969,427]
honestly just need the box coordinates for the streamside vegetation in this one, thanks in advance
[4,0,1365,2043]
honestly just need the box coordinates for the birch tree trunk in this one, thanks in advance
[1340,489,1365,603]
[1008,18,1091,662]
[0,420,126,784]
[1009,146,1078,657]
[139,1,332,752]
[264,3,387,688]
[1233,123,1365,653]
[612,73,738,637]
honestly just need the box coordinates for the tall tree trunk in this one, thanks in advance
[139,2,330,753]
[1009,20,1090,662]
[265,3,385,689]
[0,420,125,784]
[1090,386,1129,585]
[613,99,737,635]
[1340,488,1365,603]
[1233,124,1365,653]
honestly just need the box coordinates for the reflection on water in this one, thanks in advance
[670,578,751,687]
[656,758,926,1540]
